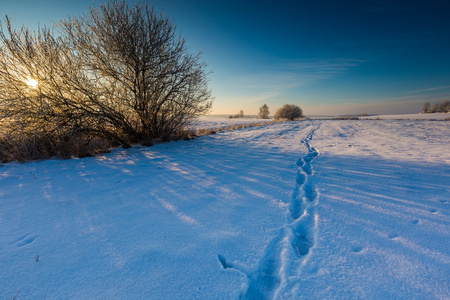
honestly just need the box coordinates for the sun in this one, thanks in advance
[25,77,38,89]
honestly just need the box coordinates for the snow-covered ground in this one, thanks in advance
[1,120,449,299]
[360,112,449,120]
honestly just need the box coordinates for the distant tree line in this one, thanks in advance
[0,0,212,161]
[422,101,450,113]
[228,110,244,119]
[227,104,304,121]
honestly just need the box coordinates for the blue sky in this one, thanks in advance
[1,0,449,115]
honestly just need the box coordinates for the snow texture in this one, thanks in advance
[1,120,449,299]
[360,112,449,120]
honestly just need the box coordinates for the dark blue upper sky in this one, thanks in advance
[2,0,449,115]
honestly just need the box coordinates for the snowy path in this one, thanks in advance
[1,120,449,299]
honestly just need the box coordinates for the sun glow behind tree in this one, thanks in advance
[25,77,38,88]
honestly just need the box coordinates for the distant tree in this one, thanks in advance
[422,102,431,113]
[439,100,450,112]
[274,104,303,121]
[258,104,270,119]
[239,110,244,118]
[429,103,439,113]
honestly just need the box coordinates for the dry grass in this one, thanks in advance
[0,130,113,163]
[194,120,277,137]
[0,120,279,163]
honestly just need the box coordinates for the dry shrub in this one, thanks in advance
[194,120,275,137]
[0,1,212,162]
[0,129,113,163]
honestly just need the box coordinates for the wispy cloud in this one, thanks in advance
[280,58,365,75]
[231,58,364,102]
[407,85,450,94]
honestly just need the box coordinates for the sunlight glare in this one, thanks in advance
[25,77,38,88]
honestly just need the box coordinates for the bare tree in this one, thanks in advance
[0,18,97,159]
[61,0,212,142]
[274,104,303,121]
[429,103,439,113]
[439,100,450,112]
[0,0,212,159]
[422,102,430,113]
[258,104,270,119]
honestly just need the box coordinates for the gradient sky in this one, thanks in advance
[1,0,450,115]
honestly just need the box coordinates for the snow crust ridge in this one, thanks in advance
[240,124,321,299]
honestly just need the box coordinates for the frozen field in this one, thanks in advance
[1,120,449,299]
[360,112,449,120]
[191,115,273,131]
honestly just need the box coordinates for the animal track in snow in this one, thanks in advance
[296,173,306,185]
[291,210,315,255]
[389,233,399,240]
[218,255,232,269]
[239,124,321,299]
[289,193,303,220]
[11,234,38,247]
[351,246,364,253]
[303,182,318,202]
[301,162,312,175]
[243,231,285,299]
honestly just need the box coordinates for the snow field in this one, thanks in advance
[1,119,449,299]
[359,112,449,120]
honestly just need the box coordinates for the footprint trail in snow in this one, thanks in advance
[218,125,321,300]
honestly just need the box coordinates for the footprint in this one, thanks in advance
[10,234,31,245]
[13,234,38,247]
[289,197,303,220]
[429,209,437,214]
[296,158,304,167]
[351,246,364,253]
[303,155,313,163]
[301,163,312,175]
[411,219,420,225]
[304,183,317,202]
[388,233,399,240]
[296,173,306,185]
[292,218,314,256]
[218,255,230,269]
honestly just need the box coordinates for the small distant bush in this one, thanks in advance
[274,104,303,121]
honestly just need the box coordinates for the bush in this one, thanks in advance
[0,0,212,161]
[274,104,303,121]
[0,128,113,162]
